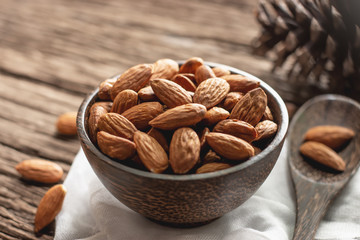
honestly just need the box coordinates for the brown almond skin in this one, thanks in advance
[56,112,77,135]
[212,67,231,77]
[195,65,216,85]
[223,92,244,111]
[34,184,66,233]
[193,78,230,109]
[254,120,278,141]
[147,127,169,152]
[150,79,192,108]
[196,162,232,174]
[230,87,267,126]
[304,125,355,149]
[97,131,136,160]
[111,89,138,114]
[206,132,255,161]
[199,127,210,151]
[172,74,197,92]
[138,86,158,102]
[88,105,108,143]
[181,73,196,83]
[110,64,153,100]
[221,75,260,93]
[97,113,137,140]
[202,107,230,126]
[151,58,179,80]
[16,159,63,184]
[149,103,206,130]
[201,149,222,164]
[300,141,346,171]
[169,127,200,174]
[213,119,258,142]
[134,131,168,173]
[179,57,204,74]
[122,102,164,130]
[262,106,274,121]
[91,101,112,112]
[98,77,117,100]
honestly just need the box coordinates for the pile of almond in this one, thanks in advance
[89,57,278,174]
[300,125,355,171]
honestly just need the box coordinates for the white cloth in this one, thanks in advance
[54,142,360,240]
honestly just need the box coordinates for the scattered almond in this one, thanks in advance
[34,184,67,233]
[16,159,63,184]
[56,112,77,135]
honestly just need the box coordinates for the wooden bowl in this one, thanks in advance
[76,62,289,227]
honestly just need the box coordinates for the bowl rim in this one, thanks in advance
[77,61,289,181]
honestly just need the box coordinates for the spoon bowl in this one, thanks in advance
[288,94,360,240]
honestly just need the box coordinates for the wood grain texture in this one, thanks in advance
[0,0,290,238]
[288,95,360,240]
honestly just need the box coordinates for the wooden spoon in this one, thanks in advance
[288,94,360,240]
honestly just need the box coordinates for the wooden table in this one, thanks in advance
[0,0,293,239]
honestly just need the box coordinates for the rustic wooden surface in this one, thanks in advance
[0,0,291,239]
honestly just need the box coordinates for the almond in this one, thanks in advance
[122,102,164,130]
[91,101,112,112]
[150,79,192,108]
[147,127,169,152]
[221,75,260,92]
[180,73,196,83]
[97,113,137,140]
[97,131,136,160]
[196,162,232,174]
[202,107,229,126]
[193,78,230,109]
[89,105,108,143]
[110,64,153,100]
[300,141,346,171]
[230,87,267,126]
[149,103,206,130]
[138,86,158,102]
[199,127,210,151]
[169,127,200,174]
[262,106,274,121]
[98,77,117,100]
[111,89,138,114]
[34,184,66,233]
[206,132,255,161]
[201,149,222,164]
[172,74,197,92]
[222,92,243,111]
[179,57,204,74]
[254,120,278,141]
[133,131,168,173]
[213,119,257,142]
[304,125,355,149]
[151,58,179,80]
[212,67,230,77]
[16,159,63,184]
[56,112,77,135]
[195,65,216,85]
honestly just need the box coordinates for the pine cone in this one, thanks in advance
[253,0,360,98]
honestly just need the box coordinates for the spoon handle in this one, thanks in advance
[291,171,342,240]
